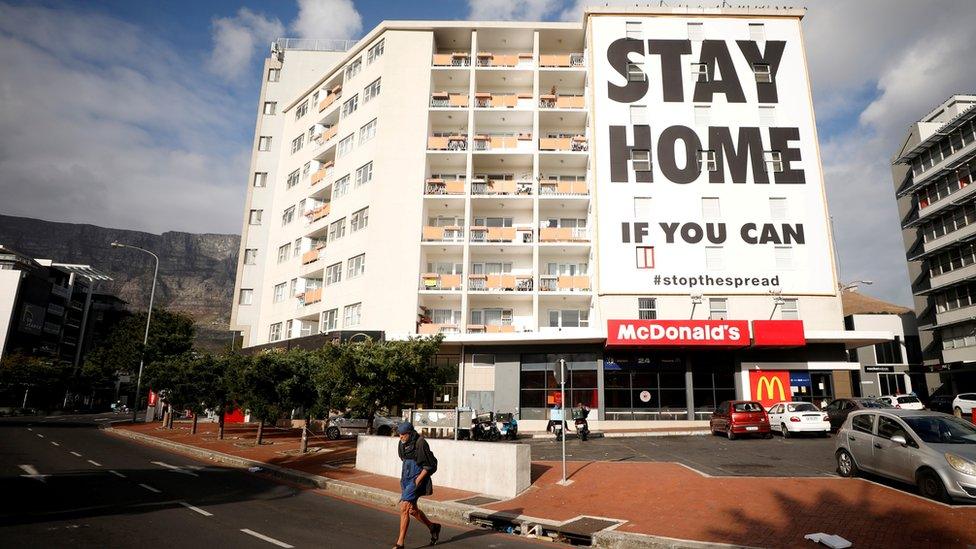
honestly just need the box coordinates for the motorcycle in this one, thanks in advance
[471,412,501,441]
[496,412,518,441]
[573,407,590,441]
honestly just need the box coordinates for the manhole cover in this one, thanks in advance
[456,496,501,506]
[558,517,622,536]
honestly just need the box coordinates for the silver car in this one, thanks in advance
[835,409,976,502]
[325,414,401,439]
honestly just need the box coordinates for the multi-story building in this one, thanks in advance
[892,94,976,391]
[232,7,891,428]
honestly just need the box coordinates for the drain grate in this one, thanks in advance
[558,517,621,537]
[457,495,501,506]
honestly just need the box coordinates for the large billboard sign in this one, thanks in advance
[590,16,835,295]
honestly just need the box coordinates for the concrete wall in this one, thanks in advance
[355,435,531,499]
[0,270,21,357]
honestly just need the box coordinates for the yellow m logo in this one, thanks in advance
[755,375,786,402]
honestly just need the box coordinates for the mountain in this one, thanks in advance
[0,214,240,350]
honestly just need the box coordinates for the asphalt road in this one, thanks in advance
[0,414,538,549]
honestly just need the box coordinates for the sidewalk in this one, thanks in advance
[111,421,976,548]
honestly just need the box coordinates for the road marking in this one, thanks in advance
[36,434,44,438]
[26,428,32,431]
[240,529,294,548]
[150,461,198,477]
[87,460,102,467]
[95,418,110,422]
[138,483,161,494]
[70,451,82,457]
[18,464,49,483]
[50,442,60,447]
[179,501,213,517]
[108,470,126,478]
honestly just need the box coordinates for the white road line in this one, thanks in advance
[179,501,213,517]
[26,428,32,431]
[108,470,126,478]
[18,464,48,483]
[87,460,102,467]
[36,434,44,438]
[69,451,82,457]
[138,483,161,494]
[50,442,59,447]
[240,529,294,548]
[150,461,198,477]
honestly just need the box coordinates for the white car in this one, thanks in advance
[952,393,976,418]
[879,394,925,410]
[767,401,830,438]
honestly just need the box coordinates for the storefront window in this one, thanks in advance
[519,353,598,420]
[604,355,687,420]
[692,363,736,419]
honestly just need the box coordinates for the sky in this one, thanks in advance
[1,0,975,306]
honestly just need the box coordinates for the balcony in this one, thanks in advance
[425,178,466,195]
[430,91,469,108]
[420,273,462,291]
[539,53,584,68]
[418,323,462,335]
[539,227,589,242]
[470,178,533,196]
[318,85,342,112]
[467,274,533,292]
[540,135,588,152]
[473,92,533,109]
[314,125,338,146]
[311,161,334,186]
[539,275,590,292]
[302,246,326,265]
[305,203,330,222]
[428,135,468,151]
[539,179,588,196]
[475,52,532,68]
[422,226,465,242]
[469,226,526,243]
[300,287,323,305]
[539,94,585,109]
[466,324,516,334]
[473,134,533,152]
[433,52,470,67]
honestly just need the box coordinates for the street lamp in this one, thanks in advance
[839,280,873,292]
[110,241,159,423]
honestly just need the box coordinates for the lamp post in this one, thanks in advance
[110,242,159,423]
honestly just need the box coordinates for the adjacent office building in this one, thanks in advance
[892,94,976,391]
[231,7,891,428]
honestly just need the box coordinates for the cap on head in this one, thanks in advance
[397,422,414,435]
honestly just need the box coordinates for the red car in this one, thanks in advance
[710,400,772,440]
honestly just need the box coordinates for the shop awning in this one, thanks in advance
[804,329,894,350]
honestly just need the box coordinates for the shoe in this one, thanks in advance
[392,545,404,549]
[430,523,442,545]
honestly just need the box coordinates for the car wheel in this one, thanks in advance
[726,427,736,440]
[954,407,963,418]
[326,426,340,440]
[917,469,950,503]
[781,424,791,439]
[836,449,858,478]
[763,432,773,439]
[376,425,392,437]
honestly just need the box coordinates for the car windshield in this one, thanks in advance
[786,403,818,412]
[897,396,921,404]
[857,400,892,408]
[733,402,763,412]
[904,416,976,445]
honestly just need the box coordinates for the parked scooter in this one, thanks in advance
[471,412,501,441]
[496,412,518,440]
[573,404,590,441]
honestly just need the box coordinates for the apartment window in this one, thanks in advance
[748,23,766,42]
[269,322,282,342]
[248,209,263,225]
[626,63,645,82]
[350,207,369,232]
[253,172,268,187]
[753,63,772,83]
[636,246,655,269]
[325,262,342,285]
[638,297,657,320]
[781,298,799,320]
[268,68,280,82]
[687,22,704,41]
[258,136,272,151]
[333,174,350,197]
[634,197,653,218]
[698,150,717,172]
[769,197,787,220]
[289,278,299,297]
[694,105,710,125]
[342,94,359,117]
[281,206,295,226]
[363,78,381,102]
[759,105,776,125]
[338,134,354,157]
[709,298,728,320]
[355,162,373,186]
[287,169,300,188]
[290,134,304,154]
[632,150,652,172]
[295,100,309,119]
[347,253,365,278]
[705,246,724,270]
[625,21,641,39]
[277,243,291,263]
[263,101,276,115]
[238,288,253,305]
[344,302,362,327]
[775,246,794,269]
[318,309,337,332]
[243,249,258,265]
[293,238,302,257]
[875,336,904,364]
[273,283,287,303]
[367,39,385,63]
[549,309,589,328]
[359,118,377,144]
[630,105,648,125]
[328,217,346,241]
[764,150,783,173]
[302,161,311,180]
[345,57,362,80]
[701,197,721,219]
[691,63,709,83]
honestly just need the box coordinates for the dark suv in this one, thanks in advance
[824,398,893,431]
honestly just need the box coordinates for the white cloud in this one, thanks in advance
[468,0,560,21]
[0,3,248,235]
[291,0,362,40]
[208,8,284,82]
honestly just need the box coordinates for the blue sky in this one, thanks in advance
[2,0,976,306]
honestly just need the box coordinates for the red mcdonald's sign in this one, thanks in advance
[749,370,790,407]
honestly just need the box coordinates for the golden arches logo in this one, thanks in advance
[755,375,786,402]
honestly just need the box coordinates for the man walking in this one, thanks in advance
[393,422,441,549]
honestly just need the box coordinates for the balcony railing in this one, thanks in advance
[433,52,471,67]
[314,126,338,146]
[466,324,515,334]
[539,53,584,68]
[428,135,468,151]
[539,227,589,242]
[420,273,462,290]
[430,92,469,108]
[300,287,323,305]
[425,178,465,195]
[305,203,330,222]
[475,52,532,67]
[302,247,326,265]
[540,135,588,151]
[539,180,588,195]
[422,226,465,242]
[467,274,533,292]
[311,161,334,185]
[473,134,532,151]
[469,226,516,243]
[318,85,342,112]
[418,323,462,335]
[539,94,585,109]
[540,275,590,291]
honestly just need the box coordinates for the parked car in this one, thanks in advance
[928,394,956,414]
[325,414,402,439]
[767,401,830,438]
[835,409,976,502]
[952,393,976,418]
[879,394,925,410]
[710,400,771,440]
[824,398,893,432]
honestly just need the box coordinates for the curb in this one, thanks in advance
[523,430,711,439]
[592,531,761,549]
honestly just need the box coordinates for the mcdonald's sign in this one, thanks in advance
[749,370,790,407]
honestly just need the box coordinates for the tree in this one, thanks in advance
[143,352,196,429]
[234,350,292,445]
[0,354,68,410]
[203,353,247,439]
[277,349,323,453]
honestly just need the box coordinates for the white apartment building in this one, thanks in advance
[231,7,890,428]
